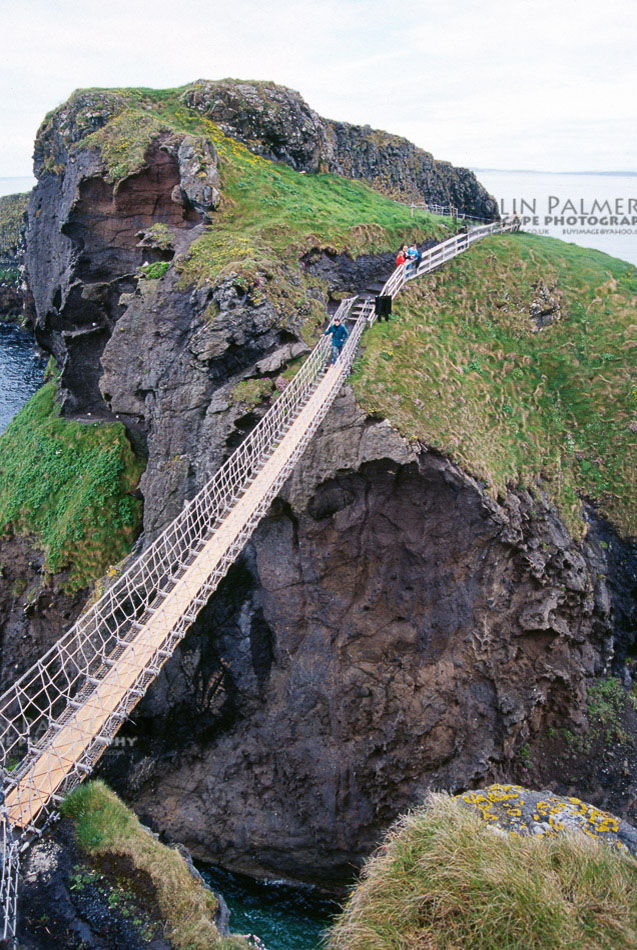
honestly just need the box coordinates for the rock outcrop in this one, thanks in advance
[459,784,637,854]
[98,388,636,887]
[6,83,636,894]
[184,79,498,217]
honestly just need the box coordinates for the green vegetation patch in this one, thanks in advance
[80,107,168,184]
[0,192,29,259]
[138,259,171,280]
[0,382,143,590]
[582,675,633,748]
[230,376,274,408]
[353,232,637,536]
[61,780,249,950]
[327,792,637,950]
[53,84,456,339]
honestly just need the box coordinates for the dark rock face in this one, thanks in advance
[10,86,636,893]
[0,536,87,692]
[98,390,636,888]
[24,133,207,417]
[184,79,498,218]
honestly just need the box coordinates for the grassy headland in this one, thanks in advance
[46,85,456,341]
[0,382,143,590]
[61,780,249,949]
[352,232,637,536]
[327,793,637,950]
[32,85,636,541]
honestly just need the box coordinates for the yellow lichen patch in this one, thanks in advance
[458,785,633,855]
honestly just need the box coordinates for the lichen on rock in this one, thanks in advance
[460,784,637,854]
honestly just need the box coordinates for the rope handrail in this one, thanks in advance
[0,218,518,943]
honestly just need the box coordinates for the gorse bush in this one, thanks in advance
[0,382,143,590]
[327,793,637,950]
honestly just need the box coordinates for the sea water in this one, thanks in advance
[0,323,45,434]
[200,864,339,950]
[473,169,637,267]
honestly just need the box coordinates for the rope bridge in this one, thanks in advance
[0,216,518,942]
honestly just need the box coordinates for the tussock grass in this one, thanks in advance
[61,780,249,949]
[327,793,637,950]
[353,232,637,536]
[0,382,143,590]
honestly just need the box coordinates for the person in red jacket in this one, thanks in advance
[396,247,407,268]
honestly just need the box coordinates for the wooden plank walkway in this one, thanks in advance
[4,360,343,829]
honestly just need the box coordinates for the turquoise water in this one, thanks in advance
[200,865,340,950]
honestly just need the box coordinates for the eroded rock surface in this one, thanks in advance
[184,79,498,218]
[98,390,636,888]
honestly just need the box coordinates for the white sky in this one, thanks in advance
[1,0,635,177]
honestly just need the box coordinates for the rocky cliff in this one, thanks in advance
[4,82,636,892]
[98,389,636,886]
[184,79,497,217]
[0,192,29,317]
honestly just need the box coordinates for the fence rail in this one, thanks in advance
[409,201,499,224]
[0,218,518,943]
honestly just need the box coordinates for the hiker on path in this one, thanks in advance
[407,243,421,275]
[324,316,349,364]
[396,247,407,268]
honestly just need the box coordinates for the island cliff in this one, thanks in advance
[1,80,635,894]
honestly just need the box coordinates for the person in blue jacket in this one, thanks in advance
[324,316,349,364]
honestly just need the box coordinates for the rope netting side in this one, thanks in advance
[0,811,19,944]
[0,218,518,939]
[1,300,365,837]
[0,301,354,787]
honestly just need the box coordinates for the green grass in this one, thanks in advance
[327,793,637,950]
[46,84,456,340]
[353,232,637,536]
[230,376,274,408]
[0,382,143,590]
[61,780,249,950]
[585,676,632,747]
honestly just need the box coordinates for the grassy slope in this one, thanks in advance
[327,793,637,950]
[73,85,455,341]
[353,232,637,536]
[0,382,143,590]
[61,780,249,950]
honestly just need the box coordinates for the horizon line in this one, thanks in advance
[472,167,637,176]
